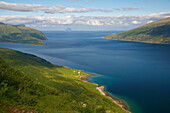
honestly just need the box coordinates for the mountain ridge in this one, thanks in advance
[0,22,47,45]
[104,17,170,44]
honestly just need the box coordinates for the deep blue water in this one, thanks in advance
[0,31,170,113]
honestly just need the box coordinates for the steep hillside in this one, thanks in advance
[105,17,170,44]
[0,48,126,113]
[0,23,47,45]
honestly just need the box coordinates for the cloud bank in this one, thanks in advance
[114,7,138,11]
[0,1,112,13]
[0,12,169,30]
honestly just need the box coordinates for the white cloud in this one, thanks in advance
[132,20,141,24]
[147,20,153,23]
[0,1,112,13]
[0,12,169,30]
[113,7,138,11]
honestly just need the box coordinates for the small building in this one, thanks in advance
[82,103,86,107]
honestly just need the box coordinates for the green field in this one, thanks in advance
[105,17,170,44]
[0,23,47,45]
[0,48,126,113]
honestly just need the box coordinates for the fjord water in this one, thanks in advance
[0,31,170,113]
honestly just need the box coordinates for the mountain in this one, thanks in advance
[65,27,72,32]
[0,48,126,113]
[104,17,170,44]
[0,22,47,45]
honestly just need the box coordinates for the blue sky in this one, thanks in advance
[0,0,169,31]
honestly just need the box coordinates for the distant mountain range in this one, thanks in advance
[105,17,170,44]
[0,22,47,45]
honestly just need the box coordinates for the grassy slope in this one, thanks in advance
[105,17,170,44]
[0,48,126,113]
[0,23,47,45]
[15,26,47,40]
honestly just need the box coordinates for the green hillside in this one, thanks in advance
[105,17,170,44]
[0,48,126,113]
[0,23,47,45]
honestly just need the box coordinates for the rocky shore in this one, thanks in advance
[80,73,131,113]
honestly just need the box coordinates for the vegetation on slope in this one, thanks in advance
[105,17,170,44]
[0,23,47,45]
[0,48,126,113]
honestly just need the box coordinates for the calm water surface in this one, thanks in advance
[0,31,170,113]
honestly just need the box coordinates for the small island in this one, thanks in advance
[104,17,170,44]
[0,22,47,45]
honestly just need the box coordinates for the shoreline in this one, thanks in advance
[0,47,131,112]
[103,36,170,45]
[0,41,45,46]
[80,73,131,113]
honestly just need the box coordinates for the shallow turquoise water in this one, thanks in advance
[0,31,170,113]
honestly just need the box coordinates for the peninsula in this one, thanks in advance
[104,17,170,44]
[0,22,47,45]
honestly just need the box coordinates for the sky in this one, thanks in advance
[0,0,170,31]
